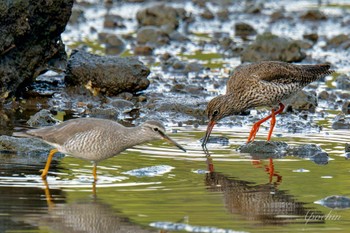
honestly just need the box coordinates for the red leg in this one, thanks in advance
[247,103,285,143]
[265,158,282,184]
[267,103,285,141]
[247,114,273,143]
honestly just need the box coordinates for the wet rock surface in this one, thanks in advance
[0,0,348,151]
[136,4,184,31]
[0,135,58,158]
[26,109,59,127]
[332,114,350,130]
[315,196,350,209]
[0,0,73,101]
[65,50,151,96]
[238,141,328,163]
[241,32,306,62]
[238,141,289,156]
[283,90,318,112]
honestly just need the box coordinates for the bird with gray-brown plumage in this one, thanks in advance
[202,61,334,147]
[14,118,186,181]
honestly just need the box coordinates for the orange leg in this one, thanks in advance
[41,148,58,180]
[42,179,55,209]
[93,163,98,182]
[247,103,285,143]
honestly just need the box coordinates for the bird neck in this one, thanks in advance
[123,125,153,148]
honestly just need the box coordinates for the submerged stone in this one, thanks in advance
[315,195,350,209]
[238,141,289,156]
[287,144,323,157]
[310,152,329,165]
[199,136,229,146]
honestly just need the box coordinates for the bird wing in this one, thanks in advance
[251,62,332,84]
[27,118,116,145]
[227,61,333,92]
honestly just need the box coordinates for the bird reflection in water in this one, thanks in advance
[40,180,160,233]
[203,147,281,185]
[202,151,324,225]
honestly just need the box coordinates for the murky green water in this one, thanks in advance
[1,116,349,233]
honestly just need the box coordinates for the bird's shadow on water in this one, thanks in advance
[201,145,326,225]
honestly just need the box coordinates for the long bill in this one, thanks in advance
[202,120,216,147]
[158,131,186,152]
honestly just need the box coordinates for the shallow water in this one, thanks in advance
[2,0,350,232]
[1,118,350,233]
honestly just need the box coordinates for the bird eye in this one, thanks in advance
[153,127,159,132]
[212,110,219,117]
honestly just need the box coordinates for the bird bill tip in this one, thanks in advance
[202,120,216,147]
[160,133,186,152]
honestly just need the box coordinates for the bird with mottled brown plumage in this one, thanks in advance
[202,61,334,147]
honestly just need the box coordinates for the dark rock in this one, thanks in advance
[26,109,59,127]
[295,39,313,49]
[244,2,263,14]
[303,33,319,43]
[315,195,350,209]
[287,144,322,157]
[342,101,350,114]
[238,141,289,156]
[0,0,73,102]
[0,135,61,158]
[98,33,125,55]
[335,74,350,90]
[241,32,306,62]
[104,14,125,28]
[300,10,327,21]
[136,5,184,32]
[318,90,329,100]
[217,9,229,21]
[270,11,285,22]
[310,152,329,165]
[170,84,204,95]
[169,31,189,42]
[134,46,154,56]
[284,90,318,112]
[136,26,169,46]
[147,96,206,120]
[65,50,150,96]
[325,34,350,50]
[184,62,205,73]
[201,8,215,20]
[234,22,257,38]
[332,114,350,130]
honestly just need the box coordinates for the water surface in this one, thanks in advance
[1,119,349,233]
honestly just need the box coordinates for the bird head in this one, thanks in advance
[142,121,186,152]
[202,95,240,148]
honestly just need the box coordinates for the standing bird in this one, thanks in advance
[202,61,334,147]
[14,118,186,181]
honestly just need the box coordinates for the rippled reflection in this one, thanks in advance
[204,157,324,225]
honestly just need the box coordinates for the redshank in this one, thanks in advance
[202,61,333,147]
[14,118,186,181]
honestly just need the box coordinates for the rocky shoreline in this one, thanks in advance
[0,0,349,154]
